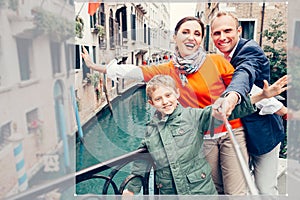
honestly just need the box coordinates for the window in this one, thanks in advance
[16,38,33,81]
[131,13,136,41]
[68,0,74,6]
[26,108,42,134]
[144,24,147,44]
[75,45,92,80]
[115,20,120,46]
[92,46,96,63]
[99,3,106,26]
[82,46,90,80]
[0,122,11,149]
[148,27,151,45]
[65,43,75,77]
[239,20,255,40]
[294,21,300,48]
[90,13,97,28]
[75,45,81,70]
[111,80,114,88]
[50,41,62,75]
[109,9,115,49]
[122,9,128,39]
[98,3,107,49]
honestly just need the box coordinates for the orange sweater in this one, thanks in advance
[140,54,243,134]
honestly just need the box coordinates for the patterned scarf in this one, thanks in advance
[172,46,207,86]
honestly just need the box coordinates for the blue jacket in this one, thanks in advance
[226,38,285,156]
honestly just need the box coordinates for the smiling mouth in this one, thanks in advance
[218,41,230,47]
[185,43,195,48]
[163,104,173,110]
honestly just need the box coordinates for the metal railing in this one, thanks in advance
[6,148,157,200]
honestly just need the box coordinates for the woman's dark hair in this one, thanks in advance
[174,16,205,39]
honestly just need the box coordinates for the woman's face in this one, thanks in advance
[173,20,203,57]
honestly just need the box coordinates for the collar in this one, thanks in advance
[150,103,183,124]
[226,38,240,59]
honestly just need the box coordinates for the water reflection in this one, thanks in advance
[76,85,152,171]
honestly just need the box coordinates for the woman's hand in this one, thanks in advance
[81,46,107,73]
[81,46,94,69]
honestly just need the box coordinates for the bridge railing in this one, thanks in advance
[6,148,157,200]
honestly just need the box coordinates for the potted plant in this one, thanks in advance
[75,16,84,38]
[28,119,43,133]
[95,24,105,39]
[86,72,101,101]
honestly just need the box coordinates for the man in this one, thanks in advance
[210,11,287,195]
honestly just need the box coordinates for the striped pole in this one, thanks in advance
[70,85,84,141]
[58,102,70,172]
[8,133,28,192]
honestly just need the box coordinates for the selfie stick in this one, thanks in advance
[223,118,259,195]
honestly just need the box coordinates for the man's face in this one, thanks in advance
[211,15,242,57]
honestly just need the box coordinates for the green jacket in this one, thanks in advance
[127,96,255,195]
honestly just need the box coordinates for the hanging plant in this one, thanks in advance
[86,72,102,101]
[8,0,18,11]
[31,7,74,41]
[0,0,6,8]
[75,15,84,38]
[0,0,18,10]
[28,119,43,134]
[95,24,105,38]
[86,72,100,88]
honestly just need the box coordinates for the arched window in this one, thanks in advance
[115,6,127,39]
[98,3,107,49]
[99,3,105,26]
[131,7,136,41]
[109,9,115,49]
[144,23,147,44]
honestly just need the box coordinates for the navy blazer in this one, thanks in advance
[227,38,285,156]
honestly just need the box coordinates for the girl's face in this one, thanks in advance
[148,86,179,117]
[173,20,203,57]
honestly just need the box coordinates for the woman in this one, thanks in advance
[82,16,249,194]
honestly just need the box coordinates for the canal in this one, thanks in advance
[18,83,288,198]
[75,85,153,195]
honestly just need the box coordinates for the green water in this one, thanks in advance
[76,86,153,195]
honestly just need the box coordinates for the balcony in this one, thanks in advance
[5,148,157,199]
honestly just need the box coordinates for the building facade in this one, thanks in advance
[0,1,172,198]
[0,0,75,198]
[74,2,171,125]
